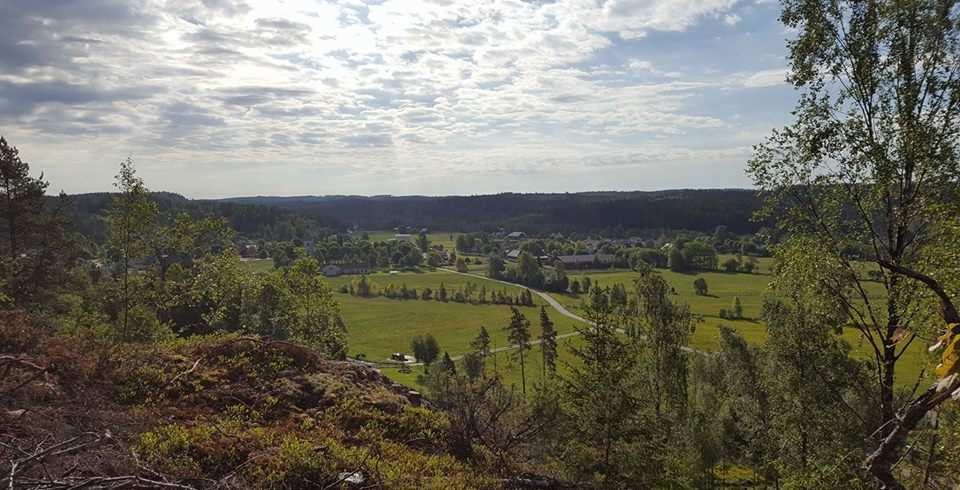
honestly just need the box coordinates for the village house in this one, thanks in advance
[322,263,370,277]
[555,254,616,269]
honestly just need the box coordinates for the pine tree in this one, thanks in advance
[441,351,456,374]
[504,306,532,394]
[732,296,743,320]
[469,326,491,376]
[539,306,557,377]
[437,282,448,302]
[0,137,69,306]
[356,275,371,297]
[0,137,48,263]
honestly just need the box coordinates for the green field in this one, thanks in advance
[240,252,930,390]
[323,270,526,298]
[362,230,460,251]
[560,267,928,385]
[239,258,275,274]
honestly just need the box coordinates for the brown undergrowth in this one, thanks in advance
[0,311,500,489]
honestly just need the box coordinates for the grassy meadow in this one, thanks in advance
[241,244,931,390]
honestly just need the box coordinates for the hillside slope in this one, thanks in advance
[0,312,501,489]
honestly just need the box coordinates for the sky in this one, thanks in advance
[0,0,799,198]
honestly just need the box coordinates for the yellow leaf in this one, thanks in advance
[934,333,960,379]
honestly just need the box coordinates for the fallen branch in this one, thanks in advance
[163,357,204,388]
[0,355,49,397]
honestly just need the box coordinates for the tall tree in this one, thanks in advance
[633,272,694,418]
[416,231,429,253]
[539,306,557,378]
[471,326,492,375]
[748,1,960,486]
[487,255,505,279]
[0,137,47,263]
[559,286,653,485]
[106,158,158,341]
[0,137,70,306]
[504,306,532,394]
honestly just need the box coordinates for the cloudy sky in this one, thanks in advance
[1,0,797,198]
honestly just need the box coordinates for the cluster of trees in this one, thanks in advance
[667,240,718,272]
[423,274,707,485]
[718,296,744,320]
[490,252,570,293]
[0,141,349,359]
[268,235,432,271]
[721,254,758,273]
[342,278,537,307]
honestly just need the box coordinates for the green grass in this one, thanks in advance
[239,255,929,391]
[324,270,523,297]
[561,267,928,386]
[335,293,579,365]
[362,230,460,250]
[382,334,587,394]
[239,258,275,274]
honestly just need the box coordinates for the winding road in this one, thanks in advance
[387,267,697,367]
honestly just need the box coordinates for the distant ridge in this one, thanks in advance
[214,189,762,234]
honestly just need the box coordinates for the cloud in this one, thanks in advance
[740,68,788,88]
[1,0,794,197]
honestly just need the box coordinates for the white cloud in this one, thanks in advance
[740,68,788,88]
[0,0,793,196]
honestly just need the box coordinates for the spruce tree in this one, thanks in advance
[539,306,557,377]
[504,307,532,394]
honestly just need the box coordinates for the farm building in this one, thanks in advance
[322,264,370,277]
[506,231,526,239]
[555,254,615,269]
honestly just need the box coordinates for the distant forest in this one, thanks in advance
[217,189,763,236]
[57,189,763,241]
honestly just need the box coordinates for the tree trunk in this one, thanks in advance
[865,382,959,488]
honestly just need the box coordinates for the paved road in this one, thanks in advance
[439,268,592,325]
[384,268,697,367]
[439,268,701,355]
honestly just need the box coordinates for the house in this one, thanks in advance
[505,249,522,260]
[322,263,370,277]
[393,233,413,241]
[506,231,526,240]
[555,254,615,269]
[239,243,259,258]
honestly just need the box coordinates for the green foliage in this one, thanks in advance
[668,245,686,272]
[748,1,960,484]
[411,334,440,365]
[504,306,532,394]
[722,257,741,273]
[539,306,557,376]
[693,277,708,296]
[106,158,159,342]
[455,256,468,273]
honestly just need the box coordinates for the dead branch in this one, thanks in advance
[12,475,196,489]
[1,432,196,490]
[163,358,204,388]
[0,355,49,397]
